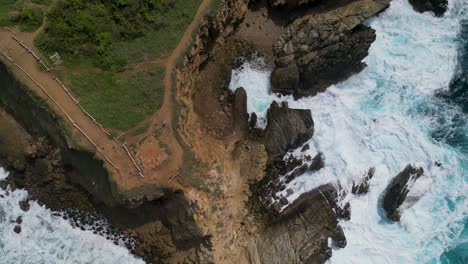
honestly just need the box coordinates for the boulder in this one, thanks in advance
[271,0,391,98]
[409,0,448,17]
[382,165,424,221]
[265,102,314,160]
[13,225,21,234]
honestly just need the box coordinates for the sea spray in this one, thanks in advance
[229,0,468,262]
[0,169,143,264]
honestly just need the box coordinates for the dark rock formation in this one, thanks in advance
[409,0,448,17]
[271,0,391,98]
[13,225,21,234]
[331,225,347,248]
[252,185,344,263]
[382,165,424,221]
[269,0,319,9]
[19,200,30,212]
[352,167,376,195]
[265,101,314,160]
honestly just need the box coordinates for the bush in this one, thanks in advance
[11,6,44,31]
[38,0,172,70]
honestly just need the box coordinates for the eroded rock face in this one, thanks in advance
[251,185,344,263]
[382,165,424,221]
[265,101,314,160]
[271,0,391,98]
[409,0,448,17]
[269,0,319,9]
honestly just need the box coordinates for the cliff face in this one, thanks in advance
[0,62,121,206]
[0,61,207,263]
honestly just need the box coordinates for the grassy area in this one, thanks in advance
[32,0,203,132]
[70,67,165,131]
[0,0,46,31]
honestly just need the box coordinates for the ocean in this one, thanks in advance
[0,168,143,264]
[229,0,468,263]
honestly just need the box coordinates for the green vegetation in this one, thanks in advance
[132,124,150,137]
[0,0,46,31]
[32,0,203,132]
[70,67,165,130]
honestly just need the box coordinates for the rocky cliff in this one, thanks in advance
[271,0,390,98]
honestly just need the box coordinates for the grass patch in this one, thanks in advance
[0,0,46,31]
[111,0,203,65]
[33,0,203,132]
[132,124,149,137]
[70,66,165,130]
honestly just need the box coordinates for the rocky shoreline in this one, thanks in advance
[0,0,446,263]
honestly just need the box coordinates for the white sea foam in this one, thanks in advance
[229,0,468,262]
[0,169,143,264]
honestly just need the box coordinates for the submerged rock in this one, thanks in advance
[382,165,424,221]
[265,102,314,160]
[271,0,390,98]
[409,0,448,17]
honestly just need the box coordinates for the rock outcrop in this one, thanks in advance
[352,167,376,195]
[269,0,319,9]
[247,185,345,263]
[382,165,424,221]
[265,102,314,160]
[271,0,391,98]
[409,0,448,17]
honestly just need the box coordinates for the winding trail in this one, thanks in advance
[0,0,212,191]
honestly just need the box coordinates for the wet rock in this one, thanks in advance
[382,165,424,221]
[335,202,351,221]
[265,102,314,160]
[272,202,282,213]
[331,225,347,248]
[352,167,376,195]
[19,200,30,212]
[13,225,21,234]
[15,216,22,224]
[271,0,391,98]
[409,0,447,17]
[279,197,288,206]
[301,143,310,152]
[310,153,325,171]
[249,113,258,129]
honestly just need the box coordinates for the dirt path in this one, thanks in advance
[146,0,212,182]
[0,0,212,191]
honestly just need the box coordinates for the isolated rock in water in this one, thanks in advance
[13,225,21,234]
[265,102,314,160]
[269,0,319,9]
[409,0,448,17]
[271,0,391,98]
[352,167,376,195]
[382,165,424,221]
